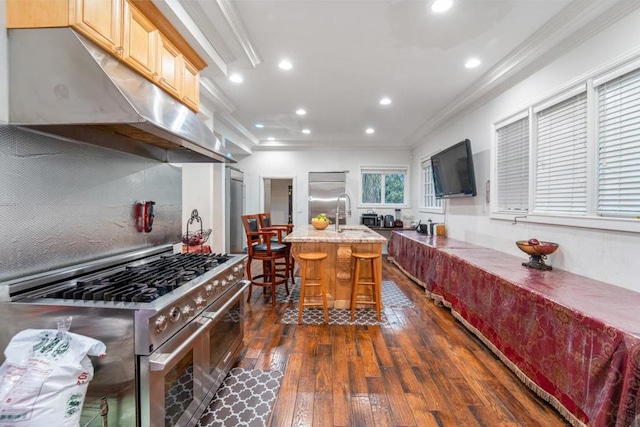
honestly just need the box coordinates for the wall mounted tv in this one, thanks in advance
[431,138,477,199]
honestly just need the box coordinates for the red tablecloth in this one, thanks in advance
[388,231,640,426]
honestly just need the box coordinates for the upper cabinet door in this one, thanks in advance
[122,0,158,78]
[70,0,123,55]
[157,35,183,99]
[182,59,200,112]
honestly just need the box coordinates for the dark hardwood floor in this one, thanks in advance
[236,256,570,427]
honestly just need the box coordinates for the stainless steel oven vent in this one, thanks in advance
[8,27,233,164]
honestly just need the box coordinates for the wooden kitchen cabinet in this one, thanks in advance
[6,0,206,112]
[121,0,158,78]
[157,35,183,100]
[70,0,122,56]
[182,59,200,111]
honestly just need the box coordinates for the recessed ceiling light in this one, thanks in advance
[302,129,311,134]
[365,128,375,134]
[229,73,243,83]
[296,108,307,116]
[255,123,264,128]
[279,60,293,70]
[465,58,481,68]
[431,0,452,13]
[379,97,392,106]
[267,137,275,141]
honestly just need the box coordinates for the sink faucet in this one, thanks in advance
[335,193,352,232]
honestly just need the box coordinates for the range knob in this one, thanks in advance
[169,307,181,322]
[182,305,195,318]
[221,280,227,287]
[155,315,168,333]
[204,284,213,297]
[195,296,206,309]
[227,274,235,282]
[212,280,220,290]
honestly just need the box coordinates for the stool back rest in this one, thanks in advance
[258,212,271,228]
[241,214,262,254]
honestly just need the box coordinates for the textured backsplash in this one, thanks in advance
[0,125,182,282]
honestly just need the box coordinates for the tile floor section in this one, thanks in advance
[197,368,284,427]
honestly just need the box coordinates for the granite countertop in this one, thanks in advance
[284,224,387,243]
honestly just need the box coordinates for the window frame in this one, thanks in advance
[419,155,443,213]
[490,57,640,234]
[359,165,410,209]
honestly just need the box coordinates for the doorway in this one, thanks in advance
[263,178,294,224]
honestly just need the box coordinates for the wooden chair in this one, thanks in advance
[242,214,290,305]
[257,212,295,284]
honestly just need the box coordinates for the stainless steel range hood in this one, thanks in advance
[8,28,233,163]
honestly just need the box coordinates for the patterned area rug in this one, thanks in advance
[276,278,414,308]
[197,368,284,427]
[280,307,388,325]
[276,279,413,325]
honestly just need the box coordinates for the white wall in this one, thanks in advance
[181,163,226,253]
[238,148,412,227]
[412,9,640,292]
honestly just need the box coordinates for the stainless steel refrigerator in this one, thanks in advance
[225,167,244,254]
[308,172,347,224]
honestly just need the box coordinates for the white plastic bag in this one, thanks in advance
[0,321,106,427]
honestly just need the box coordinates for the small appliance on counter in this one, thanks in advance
[361,213,380,227]
[383,215,395,228]
[393,209,403,228]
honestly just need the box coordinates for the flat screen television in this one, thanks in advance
[431,138,477,199]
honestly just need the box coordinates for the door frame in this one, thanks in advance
[259,175,297,225]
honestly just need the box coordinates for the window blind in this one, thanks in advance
[597,68,640,217]
[534,92,587,214]
[496,117,529,211]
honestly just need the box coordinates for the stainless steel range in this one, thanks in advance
[0,245,248,427]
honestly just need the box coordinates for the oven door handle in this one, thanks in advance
[201,281,249,323]
[149,317,212,372]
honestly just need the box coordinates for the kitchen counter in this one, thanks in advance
[284,224,386,308]
[284,224,387,243]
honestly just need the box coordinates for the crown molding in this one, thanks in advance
[216,0,262,68]
[406,0,640,148]
[216,112,260,147]
[200,77,237,113]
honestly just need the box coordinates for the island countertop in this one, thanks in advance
[284,224,387,243]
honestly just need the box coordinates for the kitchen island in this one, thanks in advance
[284,224,387,308]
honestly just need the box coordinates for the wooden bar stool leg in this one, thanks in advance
[372,257,381,322]
[350,258,361,321]
[320,262,328,323]
[298,259,308,324]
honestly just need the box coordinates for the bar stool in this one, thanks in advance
[298,252,329,324]
[350,252,382,322]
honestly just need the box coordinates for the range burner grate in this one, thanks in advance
[45,253,233,302]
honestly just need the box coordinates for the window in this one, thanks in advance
[596,67,640,218]
[361,166,408,206]
[534,91,588,214]
[496,116,529,212]
[493,58,640,232]
[421,159,442,210]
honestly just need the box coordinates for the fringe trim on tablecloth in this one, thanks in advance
[449,309,586,427]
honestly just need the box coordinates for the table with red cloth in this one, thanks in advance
[388,231,640,426]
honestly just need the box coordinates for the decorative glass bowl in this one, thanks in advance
[311,219,330,230]
[516,240,559,270]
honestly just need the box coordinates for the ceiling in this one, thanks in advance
[152,0,636,159]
